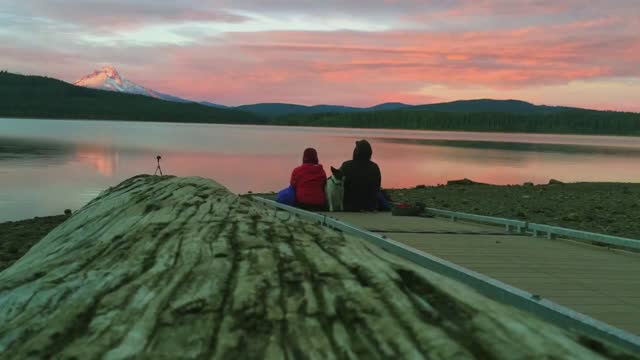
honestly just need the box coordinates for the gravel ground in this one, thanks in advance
[388,182,640,239]
[0,215,68,272]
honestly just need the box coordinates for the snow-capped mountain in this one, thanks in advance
[73,66,191,103]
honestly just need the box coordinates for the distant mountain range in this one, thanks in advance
[72,66,581,117]
[411,99,580,114]
[73,66,412,115]
[235,100,578,117]
[235,102,411,117]
[74,66,194,104]
[2,70,639,136]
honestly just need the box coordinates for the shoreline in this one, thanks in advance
[2,181,639,272]
[0,214,68,271]
[4,116,640,138]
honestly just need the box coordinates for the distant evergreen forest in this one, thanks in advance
[270,109,640,136]
[2,71,639,136]
[0,71,265,124]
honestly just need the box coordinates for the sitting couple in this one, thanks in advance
[281,139,389,212]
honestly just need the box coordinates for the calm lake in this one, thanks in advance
[1,118,640,222]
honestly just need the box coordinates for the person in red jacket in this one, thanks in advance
[290,148,327,209]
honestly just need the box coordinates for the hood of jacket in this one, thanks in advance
[302,147,319,164]
[352,140,372,161]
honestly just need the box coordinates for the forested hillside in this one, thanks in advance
[272,108,640,135]
[0,72,265,124]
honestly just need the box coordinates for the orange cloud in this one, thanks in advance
[2,1,638,109]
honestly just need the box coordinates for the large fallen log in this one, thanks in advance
[0,175,634,359]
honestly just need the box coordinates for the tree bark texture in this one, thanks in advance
[0,175,634,359]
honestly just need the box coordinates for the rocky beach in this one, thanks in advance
[388,180,640,239]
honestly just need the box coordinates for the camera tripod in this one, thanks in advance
[154,155,163,176]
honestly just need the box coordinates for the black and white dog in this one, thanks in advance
[325,166,344,212]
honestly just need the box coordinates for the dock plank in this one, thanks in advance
[321,212,640,336]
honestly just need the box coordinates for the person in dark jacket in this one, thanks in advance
[340,140,381,211]
[290,148,327,209]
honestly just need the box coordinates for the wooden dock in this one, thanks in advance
[320,212,640,336]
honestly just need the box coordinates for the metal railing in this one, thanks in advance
[528,223,640,251]
[253,196,640,354]
[425,208,527,233]
[424,207,640,251]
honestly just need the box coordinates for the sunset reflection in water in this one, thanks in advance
[75,144,119,177]
[1,119,640,221]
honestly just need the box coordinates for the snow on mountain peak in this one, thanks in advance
[100,65,121,81]
[73,66,195,104]
[74,66,155,97]
[74,65,125,88]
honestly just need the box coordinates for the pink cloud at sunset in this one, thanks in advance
[1,0,638,110]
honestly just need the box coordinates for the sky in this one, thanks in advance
[1,0,639,110]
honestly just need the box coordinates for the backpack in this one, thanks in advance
[276,185,296,206]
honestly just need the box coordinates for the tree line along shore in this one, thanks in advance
[272,109,640,136]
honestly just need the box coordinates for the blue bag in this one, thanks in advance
[276,185,296,206]
[377,190,392,211]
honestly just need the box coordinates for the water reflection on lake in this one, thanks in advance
[1,118,640,221]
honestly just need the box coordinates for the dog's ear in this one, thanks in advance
[331,166,344,180]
